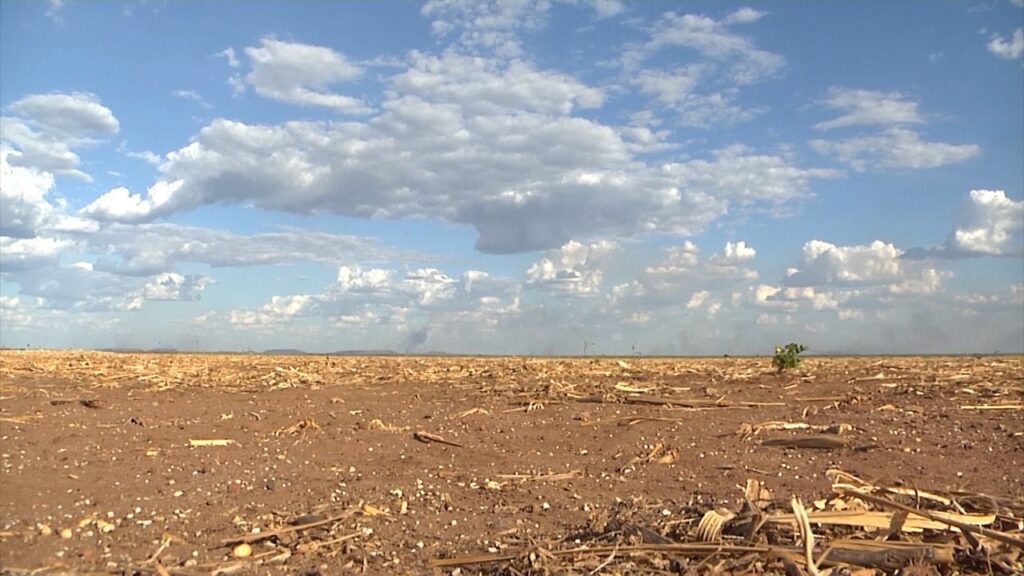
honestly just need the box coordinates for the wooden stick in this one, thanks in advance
[189,439,237,447]
[761,435,849,449]
[413,431,463,447]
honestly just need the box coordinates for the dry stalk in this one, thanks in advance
[790,497,819,576]
[836,487,1024,549]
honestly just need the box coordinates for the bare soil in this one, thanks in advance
[0,351,1022,574]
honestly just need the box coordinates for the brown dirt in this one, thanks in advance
[0,351,1022,574]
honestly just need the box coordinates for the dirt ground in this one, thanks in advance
[0,351,1022,575]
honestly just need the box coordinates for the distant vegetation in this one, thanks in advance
[772,343,807,373]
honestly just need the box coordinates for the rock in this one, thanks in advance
[233,543,253,558]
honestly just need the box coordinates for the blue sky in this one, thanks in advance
[1,0,1022,354]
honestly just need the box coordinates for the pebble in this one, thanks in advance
[232,543,253,558]
[59,528,73,539]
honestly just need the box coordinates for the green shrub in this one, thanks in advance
[772,343,807,373]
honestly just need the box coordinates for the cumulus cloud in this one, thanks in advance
[719,240,756,262]
[87,76,830,252]
[525,240,617,295]
[0,236,75,271]
[750,284,846,312]
[786,240,905,285]
[809,127,980,171]
[212,263,520,344]
[609,240,759,320]
[8,93,119,137]
[124,273,213,310]
[907,190,1024,258]
[815,87,923,130]
[80,180,183,223]
[0,148,56,238]
[243,37,368,112]
[987,28,1023,59]
[946,190,1024,255]
[784,239,948,295]
[1,92,119,181]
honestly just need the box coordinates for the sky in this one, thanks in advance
[1,0,1022,355]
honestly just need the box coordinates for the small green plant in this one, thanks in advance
[772,343,807,373]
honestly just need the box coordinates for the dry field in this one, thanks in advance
[0,350,1022,575]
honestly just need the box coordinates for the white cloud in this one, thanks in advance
[392,51,604,115]
[227,74,246,97]
[629,9,784,84]
[0,236,75,271]
[0,148,56,238]
[810,127,980,171]
[243,37,368,112]
[210,263,520,346]
[723,7,766,25]
[45,0,64,22]
[587,0,624,18]
[609,240,759,320]
[0,117,89,180]
[76,222,402,276]
[888,267,948,295]
[216,47,240,68]
[80,180,183,223]
[785,239,948,295]
[716,240,756,262]
[9,93,119,137]
[624,9,777,127]
[947,190,1024,255]
[124,272,213,309]
[336,266,395,294]
[97,87,829,252]
[750,284,846,312]
[173,90,212,109]
[675,91,765,128]
[141,272,211,301]
[226,294,320,328]
[525,240,617,295]
[1,92,119,181]
[632,67,762,128]
[786,240,905,285]
[987,28,1023,59]
[126,150,162,166]
[421,0,552,58]
[815,87,923,130]
[633,66,703,105]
